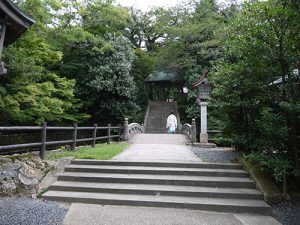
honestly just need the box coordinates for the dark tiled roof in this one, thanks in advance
[1,0,35,46]
[192,70,209,88]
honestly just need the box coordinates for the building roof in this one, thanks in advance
[145,71,182,83]
[192,70,209,88]
[0,0,35,46]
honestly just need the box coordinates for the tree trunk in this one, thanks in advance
[287,116,300,182]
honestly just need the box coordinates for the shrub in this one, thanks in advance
[243,151,296,182]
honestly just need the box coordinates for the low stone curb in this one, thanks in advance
[186,142,217,148]
[240,158,284,204]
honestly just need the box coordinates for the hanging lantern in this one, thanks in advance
[192,70,212,101]
[197,84,211,101]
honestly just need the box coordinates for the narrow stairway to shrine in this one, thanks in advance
[144,101,180,134]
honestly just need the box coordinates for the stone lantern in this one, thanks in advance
[0,0,35,75]
[192,70,212,144]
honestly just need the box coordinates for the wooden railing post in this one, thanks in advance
[72,123,77,150]
[191,119,197,143]
[40,122,47,160]
[118,124,121,142]
[107,124,111,144]
[123,118,129,141]
[92,124,97,147]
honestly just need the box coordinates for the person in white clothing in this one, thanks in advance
[166,111,177,134]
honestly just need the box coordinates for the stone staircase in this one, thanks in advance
[145,101,179,133]
[43,160,271,215]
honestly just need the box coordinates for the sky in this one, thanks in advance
[115,0,235,11]
[115,0,181,11]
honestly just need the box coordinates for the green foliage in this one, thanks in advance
[126,7,181,51]
[82,0,130,35]
[77,35,140,123]
[153,0,228,123]
[0,0,88,125]
[244,151,295,182]
[1,1,298,186]
[46,143,128,160]
[210,0,300,180]
[1,72,87,124]
[131,49,155,106]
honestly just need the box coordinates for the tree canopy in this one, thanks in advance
[0,0,299,180]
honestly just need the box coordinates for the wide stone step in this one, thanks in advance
[65,165,249,178]
[49,181,263,200]
[58,172,255,188]
[43,191,271,215]
[71,160,242,170]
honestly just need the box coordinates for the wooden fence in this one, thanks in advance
[0,122,122,159]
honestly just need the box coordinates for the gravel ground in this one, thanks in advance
[0,197,69,225]
[191,147,240,163]
[272,198,300,225]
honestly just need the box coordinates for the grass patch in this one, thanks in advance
[46,143,128,160]
[37,187,49,198]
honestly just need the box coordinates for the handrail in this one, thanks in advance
[181,119,197,145]
[182,123,193,144]
[0,123,122,159]
[181,120,222,144]
[182,123,192,135]
[128,123,144,139]
[123,119,144,141]
[143,101,151,133]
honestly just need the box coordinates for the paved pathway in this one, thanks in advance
[63,204,281,225]
[62,133,282,225]
[113,134,201,162]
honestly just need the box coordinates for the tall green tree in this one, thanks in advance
[154,0,228,123]
[49,0,141,123]
[77,35,139,123]
[0,0,87,125]
[126,6,182,52]
[82,0,130,35]
[211,0,300,174]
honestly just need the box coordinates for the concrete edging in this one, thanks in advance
[239,158,284,204]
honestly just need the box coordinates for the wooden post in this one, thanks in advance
[40,122,47,160]
[107,124,111,144]
[72,123,77,150]
[123,118,129,141]
[92,124,97,147]
[118,124,121,142]
[191,119,197,143]
[0,21,7,59]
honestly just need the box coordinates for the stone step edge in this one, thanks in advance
[43,191,271,215]
[64,166,248,177]
[57,174,256,188]
[49,182,263,200]
[66,165,247,173]
[58,172,252,182]
[71,160,242,169]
